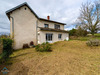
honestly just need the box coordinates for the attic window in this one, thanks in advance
[25,8,27,10]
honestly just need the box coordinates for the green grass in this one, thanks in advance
[70,33,100,41]
[1,40,100,75]
[94,33,100,37]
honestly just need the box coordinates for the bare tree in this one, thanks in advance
[77,1,100,36]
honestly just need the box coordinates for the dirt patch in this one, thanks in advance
[8,62,29,75]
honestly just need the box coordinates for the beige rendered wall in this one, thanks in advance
[38,31,69,44]
[37,20,68,44]
[10,5,37,49]
[38,20,64,30]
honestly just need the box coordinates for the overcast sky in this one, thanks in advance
[0,0,95,33]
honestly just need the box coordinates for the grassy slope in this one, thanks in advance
[70,34,100,41]
[1,40,100,75]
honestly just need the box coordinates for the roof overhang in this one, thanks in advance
[6,2,39,19]
[39,18,66,25]
[5,2,66,25]
[39,27,68,33]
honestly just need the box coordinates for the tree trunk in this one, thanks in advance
[91,33,95,37]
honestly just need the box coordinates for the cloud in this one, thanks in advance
[0,0,95,33]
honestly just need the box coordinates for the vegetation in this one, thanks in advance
[0,39,3,53]
[77,1,100,36]
[35,42,52,52]
[0,34,9,38]
[0,35,13,63]
[76,26,88,36]
[69,27,88,37]
[86,39,100,46]
[70,33,100,41]
[1,41,100,75]
[2,38,13,59]
[69,28,77,36]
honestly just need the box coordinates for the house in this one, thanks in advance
[6,2,69,49]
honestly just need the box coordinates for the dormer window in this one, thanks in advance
[55,24,60,29]
[44,24,49,28]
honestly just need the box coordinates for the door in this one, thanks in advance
[46,33,53,43]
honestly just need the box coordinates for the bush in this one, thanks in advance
[86,39,100,46]
[1,38,13,60]
[0,35,9,38]
[35,42,52,52]
[0,52,6,64]
[76,27,88,37]
[69,28,77,36]
[0,39,3,54]
[69,27,88,37]
[64,39,67,41]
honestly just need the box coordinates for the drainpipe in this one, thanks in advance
[10,16,14,39]
[36,20,38,45]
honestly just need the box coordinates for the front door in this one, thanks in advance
[46,33,53,43]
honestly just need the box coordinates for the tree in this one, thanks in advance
[77,1,100,36]
[69,28,77,36]
[76,26,88,36]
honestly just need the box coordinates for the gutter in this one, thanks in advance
[10,16,14,39]
[36,20,38,45]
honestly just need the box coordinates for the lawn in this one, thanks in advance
[0,40,100,75]
[70,33,100,41]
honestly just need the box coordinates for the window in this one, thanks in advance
[55,24,60,29]
[46,33,53,41]
[44,24,49,28]
[25,8,27,10]
[58,34,62,39]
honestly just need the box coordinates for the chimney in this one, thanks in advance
[47,16,50,20]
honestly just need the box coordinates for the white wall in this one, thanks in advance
[10,5,37,49]
[38,31,69,44]
[38,20,64,30]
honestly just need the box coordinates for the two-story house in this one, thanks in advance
[6,2,69,49]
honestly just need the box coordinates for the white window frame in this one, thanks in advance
[58,34,62,39]
[44,24,49,28]
[46,33,53,43]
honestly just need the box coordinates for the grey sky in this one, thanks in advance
[0,0,95,33]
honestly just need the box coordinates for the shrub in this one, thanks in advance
[0,35,9,38]
[35,42,52,52]
[64,39,67,41]
[0,39,3,54]
[76,26,88,37]
[23,44,30,49]
[69,28,77,36]
[0,52,6,64]
[86,39,100,46]
[69,27,88,37]
[1,38,13,59]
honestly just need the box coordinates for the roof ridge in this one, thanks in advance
[6,2,66,25]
